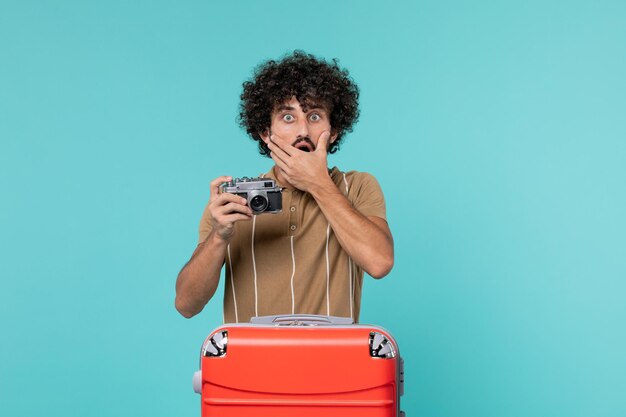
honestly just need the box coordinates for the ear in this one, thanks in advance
[259,129,270,144]
[330,128,339,144]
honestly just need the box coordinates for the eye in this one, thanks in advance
[309,113,321,122]
[282,114,295,122]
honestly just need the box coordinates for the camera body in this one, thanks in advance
[219,177,282,215]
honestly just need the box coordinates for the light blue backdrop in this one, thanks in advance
[1,1,625,416]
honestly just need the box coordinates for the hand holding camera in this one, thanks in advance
[206,176,252,242]
[219,177,282,214]
[207,176,283,242]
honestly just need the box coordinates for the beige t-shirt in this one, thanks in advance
[198,166,387,323]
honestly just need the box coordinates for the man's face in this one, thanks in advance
[262,96,337,151]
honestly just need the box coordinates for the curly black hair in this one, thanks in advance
[238,50,360,156]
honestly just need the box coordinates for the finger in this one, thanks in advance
[315,131,331,154]
[216,202,253,216]
[268,139,291,163]
[209,175,233,199]
[281,172,293,186]
[270,134,297,156]
[214,193,248,206]
[270,151,291,173]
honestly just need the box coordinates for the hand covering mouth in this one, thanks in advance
[292,137,315,152]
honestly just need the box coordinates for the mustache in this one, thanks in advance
[292,137,316,151]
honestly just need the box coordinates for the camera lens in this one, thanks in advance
[249,195,268,212]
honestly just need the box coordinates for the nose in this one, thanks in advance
[295,117,309,139]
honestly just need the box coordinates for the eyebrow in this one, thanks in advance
[275,104,327,112]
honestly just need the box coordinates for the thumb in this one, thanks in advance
[316,131,331,154]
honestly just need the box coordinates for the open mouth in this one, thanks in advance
[293,138,315,152]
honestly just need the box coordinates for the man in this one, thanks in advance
[175,51,393,323]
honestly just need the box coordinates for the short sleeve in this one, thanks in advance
[198,201,213,245]
[349,172,387,220]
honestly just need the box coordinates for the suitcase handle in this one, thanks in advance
[250,314,354,326]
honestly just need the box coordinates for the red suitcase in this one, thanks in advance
[192,314,405,417]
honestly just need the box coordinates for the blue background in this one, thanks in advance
[1,1,625,416]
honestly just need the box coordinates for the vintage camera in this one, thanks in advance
[219,177,282,214]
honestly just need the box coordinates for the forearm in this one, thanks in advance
[175,231,228,318]
[309,180,394,278]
